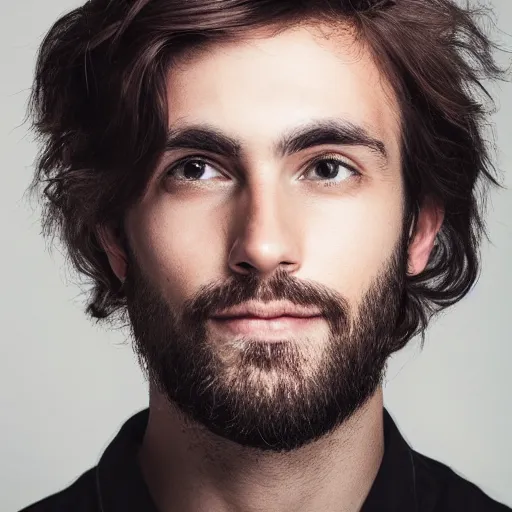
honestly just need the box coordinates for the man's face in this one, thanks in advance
[122,22,407,452]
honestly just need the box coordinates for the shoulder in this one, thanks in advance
[18,467,100,512]
[411,450,511,511]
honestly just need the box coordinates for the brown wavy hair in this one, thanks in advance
[27,0,507,350]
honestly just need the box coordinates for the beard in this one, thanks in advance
[123,231,409,453]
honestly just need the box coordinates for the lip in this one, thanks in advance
[210,315,324,337]
[213,301,322,320]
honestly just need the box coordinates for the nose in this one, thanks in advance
[227,180,301,278]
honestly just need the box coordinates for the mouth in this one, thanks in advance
[210,314,324,338]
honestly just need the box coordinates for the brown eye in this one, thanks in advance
[166,158,224,181]
[303,156,361,185]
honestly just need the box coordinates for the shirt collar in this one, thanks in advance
[362,408,421,511]
[96,407,437,512]
[96,409,158,512]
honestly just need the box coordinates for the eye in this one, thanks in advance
[301,155,361,186]
[164,154,361,186]
[165,158,225,182]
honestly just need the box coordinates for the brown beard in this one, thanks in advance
[124,231,409,452]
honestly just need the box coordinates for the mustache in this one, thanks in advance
[178,267,351,332]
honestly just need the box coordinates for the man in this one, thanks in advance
[21,0,510,510]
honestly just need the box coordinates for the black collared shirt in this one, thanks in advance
[19,408,511,511]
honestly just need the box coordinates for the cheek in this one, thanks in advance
[128,198,225,302]
[128,177,404,307]
[303,187,403,301]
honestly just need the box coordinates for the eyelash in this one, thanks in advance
[164,153,362,187]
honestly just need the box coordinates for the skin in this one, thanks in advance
[100,20,444,512]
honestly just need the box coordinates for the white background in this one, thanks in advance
[1,1,511,510]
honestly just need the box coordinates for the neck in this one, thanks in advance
[138,388,385,512]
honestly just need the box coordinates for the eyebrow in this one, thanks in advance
[164,118,388,164]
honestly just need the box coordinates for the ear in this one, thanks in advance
[96,225,128,283]
[407,197,444,276]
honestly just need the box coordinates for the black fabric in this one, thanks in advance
[19,408,511,511]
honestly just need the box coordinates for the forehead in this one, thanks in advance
[165,22,401,160]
